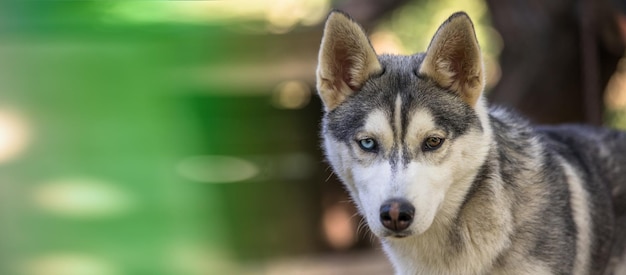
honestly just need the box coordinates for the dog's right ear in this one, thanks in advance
[316,11,382,111]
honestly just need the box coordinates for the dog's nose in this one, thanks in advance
[380,198,415,232]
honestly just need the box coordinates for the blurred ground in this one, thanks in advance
[239,250,393,275]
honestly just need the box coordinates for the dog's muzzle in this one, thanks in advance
[379,198,415,232]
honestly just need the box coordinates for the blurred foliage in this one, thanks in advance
[0,2,281,275]
[376,0,498,55]
[606,109,626,130]
[605,58,626,130]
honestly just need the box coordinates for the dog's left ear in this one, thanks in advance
[419,12,484,107]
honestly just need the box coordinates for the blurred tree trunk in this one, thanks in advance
[485,0,625,125]
[336,0,412,30]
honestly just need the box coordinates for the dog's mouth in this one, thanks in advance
[381,230,413,239]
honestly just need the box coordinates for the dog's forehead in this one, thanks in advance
[324,54,479,142]
[378,53,425,75]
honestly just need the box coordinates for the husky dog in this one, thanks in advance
[316,11,626,275]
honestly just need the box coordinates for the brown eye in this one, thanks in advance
[423,137,444,151]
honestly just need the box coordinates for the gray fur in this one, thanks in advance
[318,11,626,275]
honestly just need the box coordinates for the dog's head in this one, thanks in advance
[317,11,492,239]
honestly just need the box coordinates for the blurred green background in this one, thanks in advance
[0,1,625,275]
[0,2,334,274]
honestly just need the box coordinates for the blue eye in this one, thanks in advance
[358,138,377,151]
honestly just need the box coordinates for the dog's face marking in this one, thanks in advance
[318,11,487,239]
[324,79,483,237]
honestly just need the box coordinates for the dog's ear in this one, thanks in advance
[419,12,484,107]
[316,11,382,111]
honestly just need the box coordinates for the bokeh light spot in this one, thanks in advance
[32,178,133,218]
[0,109,30,164]
[272,80,311,110]
[322,204,357,250]
[21,253,118,275]
[177,155,259,184]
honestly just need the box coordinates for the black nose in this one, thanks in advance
[380,198,415,232]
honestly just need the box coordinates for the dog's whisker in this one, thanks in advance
[356,218,367,237]
[324,171,334,182]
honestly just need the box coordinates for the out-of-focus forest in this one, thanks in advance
[0,1,625,274]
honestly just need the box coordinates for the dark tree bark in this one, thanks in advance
[336,0,413,29]
[485,0,624,125]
